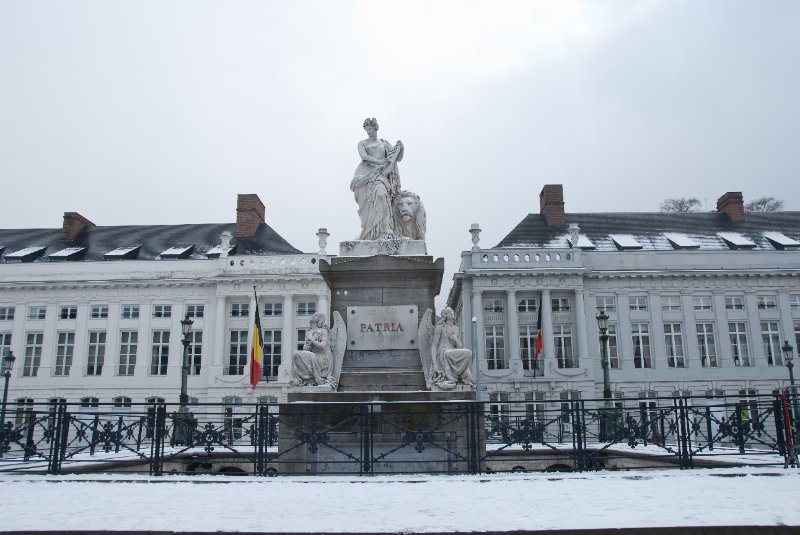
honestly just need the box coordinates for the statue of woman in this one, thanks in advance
[350,118,404,240]
[431,307,475,388]
[290,313,333,387]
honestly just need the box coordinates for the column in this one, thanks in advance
[282,295,294,367]
[541,289,554,363]
[318,293,329,319]
[574,289,587,368]
[712,293,731,366]
[471,289,484,376]
[745,292,763,366]
[506,289,521,371]
[213,296,226,368]
[461,279,473,351]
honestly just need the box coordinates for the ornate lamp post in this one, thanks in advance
[0,351,16,428]
[783,341,799,427]
[596,311,612,441]
[173,314,194,445]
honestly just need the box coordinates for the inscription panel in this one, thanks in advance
[347,305,418,351]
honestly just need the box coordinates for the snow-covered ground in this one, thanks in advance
[0,467,798,532]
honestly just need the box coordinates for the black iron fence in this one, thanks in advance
[0,393,796,475]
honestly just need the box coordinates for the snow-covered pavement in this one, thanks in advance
[0,467,798,532]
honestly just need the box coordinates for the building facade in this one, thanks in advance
[0,194,328,412]
[448,186,800,417]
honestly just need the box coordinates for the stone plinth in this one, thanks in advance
[339,239,426,257]
[319,255,444,391]
[277,390,480,474]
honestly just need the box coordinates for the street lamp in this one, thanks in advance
[783,341,799,428]
[173,314,194,445]
[1,351,16,427]
[596,311,613,441]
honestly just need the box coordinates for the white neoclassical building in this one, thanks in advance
[448,185,800,416]
[0,194,329,412]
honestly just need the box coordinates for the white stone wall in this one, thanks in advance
[0,255,328,405]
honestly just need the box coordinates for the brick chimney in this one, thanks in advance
[235,194,266,238]
[716,192,745,222]
[539,184,565,226]
[61,212,95,240]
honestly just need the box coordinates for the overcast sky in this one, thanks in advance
[1,1,798,307]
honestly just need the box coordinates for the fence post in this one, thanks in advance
[735,403,746,454]
[150,404,166,476]
[360,404,372,475]
[468,401,480,474]
[255,404,267,476]
[676,398,692,469]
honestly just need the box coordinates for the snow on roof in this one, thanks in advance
[609,234,643,250]
[48,246,88,260]
[664,233,700,249]
[717,232,756,249]
[762,231,800,250]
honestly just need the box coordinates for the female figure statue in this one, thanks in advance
[290,313,333,387]
[431,307,475,388]
[350,118,404,240]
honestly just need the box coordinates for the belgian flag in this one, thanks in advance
[249,289,263,388]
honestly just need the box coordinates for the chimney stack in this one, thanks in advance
[235,194,266,238]
[61,212,95,240]
[539,184,565,226]
[716,192,745,222]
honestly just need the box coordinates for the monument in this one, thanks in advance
[278,119,481,474]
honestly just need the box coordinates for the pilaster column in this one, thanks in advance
[574,289,587,368]
[541,289,554,363]
[712,293,731,366]
[282,295,294,367]
[471,289,484,374]
[213,296,225,368]
[318,293,329,319]
[745,292,763,365]
[506,289,521,371]
[461,279,473,350]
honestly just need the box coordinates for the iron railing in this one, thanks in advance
[0,393,796,476]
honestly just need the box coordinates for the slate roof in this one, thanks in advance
[496,212,800,251]
[0,223,301,262]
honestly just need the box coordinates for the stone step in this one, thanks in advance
[338,368,426,391]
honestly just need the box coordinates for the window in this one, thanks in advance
[757,295,777,310]
[795,321,800,356]
[661,296,681,311]
[23,332,43,376]
[595,296,616,312]
[121,305,140,319]
[725,296,745,310]
[59,305,77,319]
[0,306,15,321]
[790,295,800,309]
[738,389,758,422]
[554,324,575,368]
[231,303,249,317]
[696,323,718,367]
[631,323,651,368]
[263,302,283,316]
[638,391,659,428]
[145,397,165,438]
[560,391,581,432]
[296,329,307,351]
[186,304,205,318]
[664,323,685,368]
[693,295,713,311]
[87,331,106,376]
[54,332,75,376]
[517,298,537,312]
[525,391,546,424]
[223,396,243,441]
[118,331,138,376]
[262,329,281,379]
[488,393,509,437]
[90,305,108,319]
[297,302,316,316]
[153,304,172,318]
[227,330,248,375]
[483,299,504,313]
[0,333,11,360]
[629,296,648,311]
[150,330,170,375]
[551,297,571,312]
[27,306,46,320]
[14,398,34,426]
[761,321,782,366]
[729,322,751,366]
[188,331,202,375]
[519,324,542,376]
[485,325,506,369]
[48,397,67,427]
[604,324,620,369]
[113,396,132,409]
